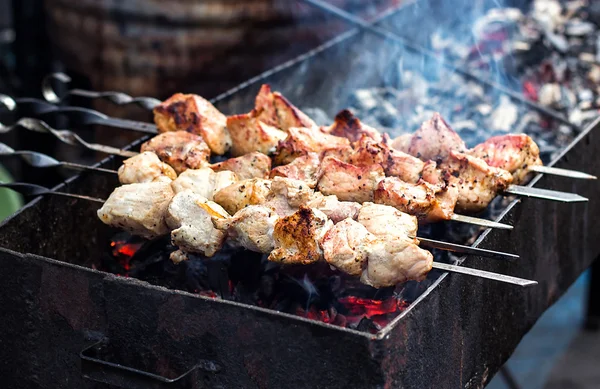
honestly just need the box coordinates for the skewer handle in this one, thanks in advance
[504,185,588,203]
[0,182,105,203]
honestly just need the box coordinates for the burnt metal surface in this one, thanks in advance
[1,5,600,389]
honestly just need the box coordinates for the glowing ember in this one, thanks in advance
[110,239,143,272]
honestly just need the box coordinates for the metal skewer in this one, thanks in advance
[0,94,157,135]
[0,143,118,174]
[528,165,597,180]
[0,118,137,158]
[0,181,524,266]
[503,185,588,202]
[432,262,536,287]
[34,79,596,183]
[43,72,162,110]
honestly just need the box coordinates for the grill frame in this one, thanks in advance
[1,2,600,388]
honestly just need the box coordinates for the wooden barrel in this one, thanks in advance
[44,0,400,100]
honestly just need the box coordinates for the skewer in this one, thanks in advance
[42,72,161,110]
[0,118,137,158]
[528,165,597,180]
[34,79,595,183]
[0,142,118,174]
[0,181,525,268]
[4,118,582,227]
[432,262,536,287]
[0,94,157,135]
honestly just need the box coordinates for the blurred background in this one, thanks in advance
[0,0,598,388]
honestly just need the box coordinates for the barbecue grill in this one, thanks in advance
[0,1,599,388]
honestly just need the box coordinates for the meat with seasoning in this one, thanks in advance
[171,168,238,200]
[406,113,467,161]
[316,156,385,203]
[254,84,317,132]
[441,151,513,213]
[117,151,177,184]
[324,109,383,142]
[274,126,350,165]
[165,190,229,257]
[268,206,333,265]
[140,131,211,174]
[97,180,174,239]
[357,203,433,287]
[215,205,279,253]
[270,152,321,188]
[227,113,287,157]
[470,134,543,184]
[153,93,231,155]
[210,151,272,179]
[321,218,373,276]
[306,193,362,223]
[213,178,272,215]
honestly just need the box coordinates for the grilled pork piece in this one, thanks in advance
[316,156,385,203]
[390,133,412,154]
[210,152,272,180]
[213,178,272,215]
[266,177,314,217]
[321,218,373,276]
[97,180,174,239]
[268,206,333,265]
[470,134,543,184]
[274,126,351,165]
[324,109,383,142]
[306,193,362,223]
[171,168,238,201]
[357,203,433,287]
[140,131,211,174]
[215,205,279,253]
[373,177,458,223]
[165,190,229,257]
[254,84,317,132]
[153,93,231,155]
[406,113,467,161]
[270,152,321,188]
[442,151,513,213]
[226,113,287,157]
[350,135,424,183]
[117,152,177,184]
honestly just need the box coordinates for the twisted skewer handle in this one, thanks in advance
[0,118,137,158]
[43,72,162,110]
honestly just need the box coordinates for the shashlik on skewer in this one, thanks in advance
[0,180,533,286]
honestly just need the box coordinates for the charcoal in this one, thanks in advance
[565,20,596,37]
[489,96,518,132]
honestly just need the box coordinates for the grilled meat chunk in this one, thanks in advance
[317,156,385,203]
[210,152,272,180]
[254,84,317,132]
[470,134,543,184]
[140,131,211,174]
[390,133,412,154]
[321,218,373,276]
[215,205,279,253]
[227,113,287,157]
[171,168,238,200]
[266,177,314,217]
[269,152,320,188]
[274,126,350,165]
[306,194,361,223]
[324,109,383,142]
[268,206,333,265]
[407,113,467,161]
[213,178,272,215]
[349,135,424,183]
[442,151,513,213]
[374,177,458,223]
[153,93,231,155]
[357,203,433,287]
[165,190,229,257]
[117,151,177,184]
[97,180,174,239]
